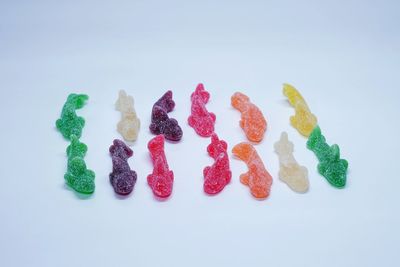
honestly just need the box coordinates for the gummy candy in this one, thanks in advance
[150,91,183,142]
[283,84,317,137]
[203,134,231,195]
[115,90,140,142]
[64,135,95,194]
[307,126,348,188]
[188,83,216,137]
[274,132,309,193]
[56,94,88,140]
[232,142,273,199]
[147,135,174,198]
[109,139,137,195]
[231,92,267,143]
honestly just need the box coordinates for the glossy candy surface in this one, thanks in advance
[307,126,348,188]
[231,92,267,143]
[274,132,309,193]
[232,142,272,199]
[203,134,231,195]
[109,139,137,195]
[188,83,216,137]
[150,91,183,141]
[147,135,174,198]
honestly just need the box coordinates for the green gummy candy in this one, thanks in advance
[64,135,95,194]
[56,94,88,140]
[307,126,348,188]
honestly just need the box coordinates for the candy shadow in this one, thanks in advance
[153,194,172,202]
[62,184,94,200]
[114,191,133,200]
[280,99,292,107]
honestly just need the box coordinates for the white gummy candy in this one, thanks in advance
[274,132,309,193]
[115,90,140,142]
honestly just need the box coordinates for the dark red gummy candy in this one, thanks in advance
[150,91,183,141]
[147,135,174,198]
[109,139,137,195]
[203,133,232,195]
[188,83,216,137]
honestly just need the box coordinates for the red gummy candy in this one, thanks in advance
[188,84,216,137]
[147,135,174,198]
[203,134,232,195]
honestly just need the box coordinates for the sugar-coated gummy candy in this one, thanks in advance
[150,91,183,142]
[147,135,174,198]
[115,90,140,142]
[307,126,348,188]
[64,135,95,194]
[274,132,309,193]
[232,142,272,199]
[188,83,216,137]
[109,139,137,195]
[56,94,88,140]
[231,92,267,143]
[203,134,231,195]
[283,84,317,137]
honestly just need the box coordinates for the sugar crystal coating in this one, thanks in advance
[64,135,95,194]
[115,90,140,142]
[150,91,183,141]
[147,135,174,198]
[232,142,273,199]
[274,132,309,193]
[188,83,216,137]
[307,126,348,188]
[283,84,317,137]
[56,94,88,140]
[109,139,137,195]
[203,134,231,195]
[231,92,267,143]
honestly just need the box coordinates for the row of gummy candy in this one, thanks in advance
[55,84,349,200]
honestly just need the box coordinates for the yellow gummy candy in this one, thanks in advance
[283,84,317,137]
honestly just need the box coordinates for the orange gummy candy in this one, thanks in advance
[231,92,267,143]
[232,142,273,199]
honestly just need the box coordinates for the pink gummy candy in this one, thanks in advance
[203,134,232,195]
[188,83,216,137]
[147,135,174,198]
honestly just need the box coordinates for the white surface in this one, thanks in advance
[1,1,399,266]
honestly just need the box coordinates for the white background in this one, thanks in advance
[1,1,399,266]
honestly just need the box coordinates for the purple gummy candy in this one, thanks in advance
[150,91,183,142]
[109,139,137,195]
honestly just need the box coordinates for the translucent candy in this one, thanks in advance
[307,126,348,188]
[147,135,174,198]
[203,134,231,195]
[115,90,140,142]
[109,139,137,195]
[64,135,95,194]
[283,84,317,137]
[188,83,216,137]
[56,94,88,140]
[150,91,183,142]
[232,142,273,199]
[274,132,309,193]
[231,92,267,143]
